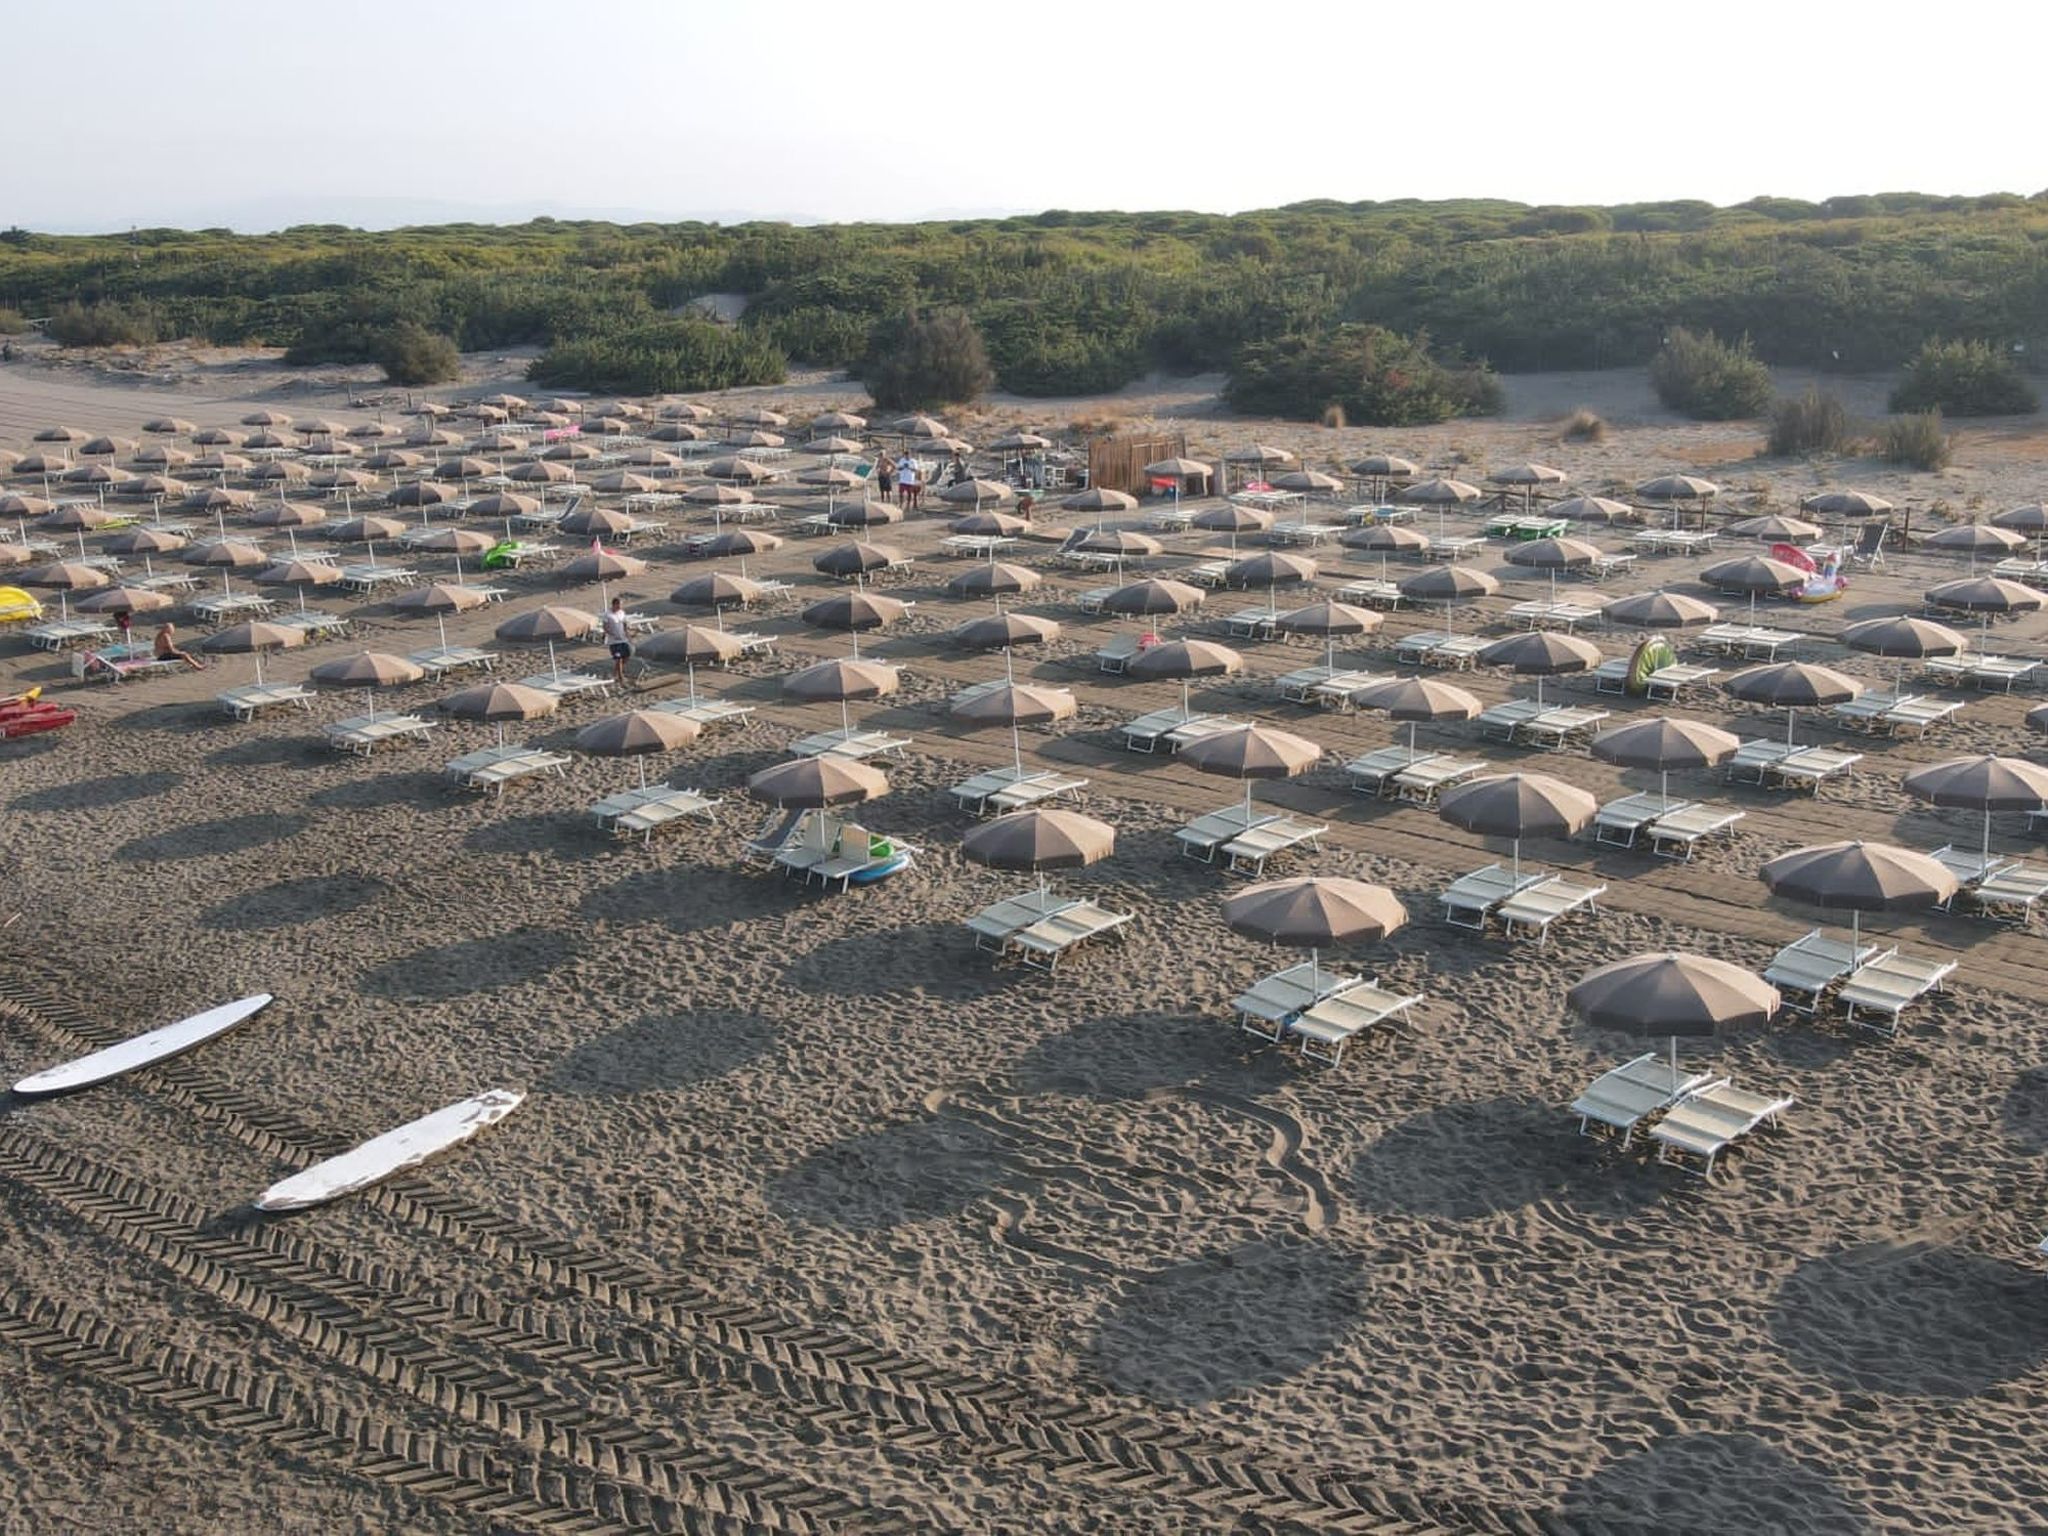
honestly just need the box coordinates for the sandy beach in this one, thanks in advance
[3,348,2047,1535]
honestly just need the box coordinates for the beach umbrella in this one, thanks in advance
[1273,599,1383,672]
[813,541,903,579]
[389,582,491,614]
[132,442,193,466]
[1350,453,1418,479]
[311,651,425,688]
[1349,675,1482,751]
[365,449,426,471]
[1726,513,1823,542]
[952,612,1061,651]
[75,584,173,616]
[1841,614,1967,691]
[1340,522,1432,577]
[255,557,344,588]
[953,680,1077,777]
[809,409,867,432]
[469,492,541,519]
[345,421,393,440]
[541,440,600,462]
[828,500,903,528]
[952,510,1029,538]
[1760,841,1957,955]
[330,515,406,543]
[1129,637,1245,715]
[1224,551,1318,589]
[947,560,1040,598]
[1700,553,1808,620]
[651,422,711,444]
[695,527,785,559]
[1477,629,1603,704]
[1568,951,1781,1078]
[1803,490,1892,518]
[410,428,466,448]
[239,409,292,428]
[989,431,1053,452]
[1271,470,1345,494]
[1923,577,2045,642]
[1925,521,2026,572]
[80,436,133,458]
[1635,474,1719,503]
[1590,717,1740,805]
[803,590,909,643]
[388,480,453,508]
[246,501,326,529]
[192,427,242,447]
[724,406,786,429]
[1504,534,1603,599]
[0,493,54,519]
[941,479,1015,508]
[179,539,267,570]
[581,416,632,437]
[18,562,110,591]
[1489,462,1567,489]
[123,473,189,499]
[62,463,132,488]
[782,656,901,750]
[1100,578,1205,639]
[1552,495,1634,525]
[1398,476,1482,506]
[704,456,773,484]
[670,571,768,609]
[1193,503,1273,538]
[561,545,647,583]
[38,503,117,532]
[1180,723,1323,819]
[508,459,574,484]
[1398,563,1500,635]
[684,482,755,505]
[638,624,748,668]
[801,436,864,457]
[143,416,197,435]
[749,754,889,809]
[590,470,660,495]
[798,466,865,502]
[962,808,1115,903]
[1224,443,1297,467]
[1077,528,1163,559]
[1143,457,1214,495]
[439,682,560,742]
[13,452,71,475]
[203,618,306,684]
[892,414,948,438]
[575,708,701,787]
[409,527,497,555]
[435,457,498,483]
[1724,661,1862,745]
[32,426,86,444]
[1603,589,1719,628]
[406,402,452,418]
[0,543,33,567]
[1223,876,1408,997]
[1438,771,1596,884]
[496,607,598,662]
[725,430,785,451]
[1902,755,2048,867]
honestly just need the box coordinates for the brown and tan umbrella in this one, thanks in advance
[508,459,574,484]
[703,456,773,484]
[1340,522,1432,577]
[590,470,659,495]
[246,501,327,529]
[469,492,541,520]
[1224,443,1297,467]
[561,546,648,583]
[0,493,54,518]
[1397,476,1482,506]
[1925,522,2026,571]
[1603,588,1719,628]
[946,560,1040,597]
[389,480,453,508]
[345,421,393,440]
[801,435,864,457]
[1223,875,1408,994]
[37,503,117,532]
[1224,551,1318,589]
[240,430,291,451]
[1438,771,1597,882]
[638,624,748,668]
[1636,474,1720,503]
[1077,527,1163,559]
[1726,513,1823,542]
[891,413,948,438]
[1143,456,1214,484]
[683,482,755,505]
[1489,462,1567,488]
[1842,614,1968,691]
[19,561,113,592]
[670,571,768,609]
[989,431,1053,452]
[951,611,1061,651]
[1181,723,1323,819]
[953,678,1077,776]
[132,443,193,466]
[749,754,889,809]
[1923,578,2046,648]
[255,557,344,588]
[1399,563,1501,635]
[330,515,407,543]
[1478,629,1604,704]
[1274,600,1383,673]
[809,409,866,432]
[1349,675,1482,751]
[951,510,1029,538]
[496,605,598,645]
[0,543,33,567]
[1270,470,1344,494]
[1591,717,1741,805]
[13,453,71,475]
[239,409,293,428]
[62,464,133,488]
[1193,503,1274,541]
[191,427,242,446]
[828,500,903,528]
[575,708,702,787]
[799,466,865,497]
[203,620,305,655]
[803,591,910,648]
[1350,453,1418,479]
[405,526,496,556]
[414,428,471,449]
[725,405,786,428]
[1553,495,1635,524]
[940,479,1014,508]
[1100,577,1205,621]
[1724,661,1862,744]
[365,448,426,471]
[438,681,560,733]
[540,440,600,462]
[75,584,174,616]
[1759,840,1957,953]
[651,422,711,444]
[694,527,784,559]
[1504,534,1605,600]
[1128,637,1245,715]
[142,416,197,435]
[1902,754,2048,867]
[1701,553,1808,596]
[813,540,904,579]
[388,582,493,615]
[182,486,256,515]
[1803,490,1892,518]
[406,401,452,418]
[962,807,1115,905]
[1568,950,1781,1077]
[32,425,87,444]
[310,651,425,688]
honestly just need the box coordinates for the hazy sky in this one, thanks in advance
[9,0,2040,232]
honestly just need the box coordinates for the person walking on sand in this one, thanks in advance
[602,596,633,688]
[896,453,920,510]
[876,451,896,503]
[153,621,204,670]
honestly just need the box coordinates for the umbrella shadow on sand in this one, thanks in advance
[1768,1239,2048,1397]
[307,772,446,812]
[1556,1432,1866,1532]
[1350,1095,1664,1223]
[115,812,305,863]
[2000,1064,2048,1152]
[769,1111,1021,1231]
[1086,1237,1362,1405]
[544,1010,776,1097]
[11,769,185,812]
[200,873,386,932]
[781,923,997,1002]
[464,815,613,862]
[1008,1009,1290,1101]
[356,927,579,1003]
[207,735,324,770]
[579,864,786,935]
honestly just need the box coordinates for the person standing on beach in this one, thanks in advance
[896,454,920,510]
[876,452,896,502]
[602,596,633,688]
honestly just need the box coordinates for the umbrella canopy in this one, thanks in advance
[652,423,712,444]
[435,457,497,482]
[1803,490,1893,517]
[562,548,648,582]
[19,561,112,591]
[560,506,637,536]
[365,449,426,471]
[1274,600,1382,641]
[38,503,117,531]
[1636,474,1720,501]
[946,561,1041,597]
[809,409,867,431]
[507,460,574,484]
[409,527,498,555]
[1101,578,1205,617]
[1925,522,2025,556]
[1398,476,1483,505]
[1476,631,1603,702]
[1270,470,1345,493]
[1991,503,2048,533]
[1128,639,1246,682]
[1700,554,1809,594]
[246,501,326,529]
[1489,462,1568,487]
[802,590,910,633]
[1760,842,1957,954]
[0,543,29,567]
[589,471,661,495]
[1341,522,1431,554]
[1398,564,1501,602]
[1054,488,1139,518]
[329,515,407,543]
[1551,495,1634,524]
[439,681,560,722]
[989,431,1053,452]
[1192,504,1274,536]
[389,582,493,614]
[1567,950,1781,1074]
[1841,615,1967,659]
[1439,772,1595,881]
[1503,536,1602,571]
[309,651,426,688]
[1349,453,1418,478]
[202,621,306,654]
[748,755,889,808]
[255,558,344,587]
[1726,513,1823,541]
[1143,457,1212,478]
[1180,723,1322,784]
[694,528,784,558]
[470,492,542,519]
[1224,443,1297,465]
[575,710,701,756]
[32,425,86,443]
[1924,576,2045,615]
[495,605,598,643]
[387,480,452,508]
[1224,551,1318,588]
[950,509,1029,537]
[893,414,948,437]
[239,409,292,427]
[1222,877,1408,948]
[1725,661,1862,709]
[952,612,1062,649]
[703,456,773,484]
[1350,676,1482,724]
[1076,528,1163,558]
[1603,589,1719,628]
[670,572,768,608]
[0,493,54,518]
[75,584,173,615]
[637,625,748,666]
[801,437,865,458]
[725,431,786,451]
[952,682,1077,727]
[813,540,904,578]
[1902,753,2048,865]
[940,479,1015,506]
[540,440,600,462]
[799,466,865,490]
[1591,716,1740,803]
[963,807,1116,873]
[684,482,756,505]
[143,416,197,435]
[828,500,904,528]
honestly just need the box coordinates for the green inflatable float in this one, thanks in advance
[1625,636,1676,695]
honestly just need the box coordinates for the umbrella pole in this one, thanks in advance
[1310,947,1320,998]
[1511,837,1520,885]
[1786,706,1797,748]
[1983,807,1993,867]
[1011,720,1025,778]
[687,660,700,706]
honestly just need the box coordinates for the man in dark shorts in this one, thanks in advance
[602,596,633,687]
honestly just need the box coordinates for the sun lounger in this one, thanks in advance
[1878,697,1964,739]
[1177,559,1231,587]
[1073,584,1119,613]
[1391,755,1485,804]
[1922,654,2038,692]
[1346,745,1441,797]
[1477,697,1548,742]
[769,812,837,878]
[74,647,181,684]
[450,748,571,797]
[1838,951,1957,1033]
[1124,709,1240,754]
[648,697,755,731]
[1770,745,1861,794]
[28,618,115,651]
[743,807,806,866]
[790,727,910,760]
[1643,662,1721,702]
[1926,844,2011,901]
[1441,862,1546,928]
[1094,634,1144,674]
[610,788,718,846]
[951,766,1087,815]
[1967,863,2048,925]
[217,683,318,721]
[1224,608,1280,640]
[1287,980,1424,1065]
[1222,816,1328,876]
[1178,805,1282,863]
[324,713,434,755]
[1496,876,1605,945]
[1394,631,1488,669]
[1726,739,1798,784]
[1595,793,1693,849]
[1009,900,1133,971]
[1231,961,1360,1042]
[1763,930,1890,1013]
[270,609,353,642]
[1572,1054,1721,1149]
[1831,690,1911,728]
[1332,579,1404,610]
[1695,623,1808,660]
[966,889,1078,953]
[1506,600,1603,632]
[806,823,913,891]
[519,670,614,702]
[1645,803,1745,861]
[408,645,499,676]
[1518,705,1610,752]
[1651,1082,1796,1178]
[589,783,682,825]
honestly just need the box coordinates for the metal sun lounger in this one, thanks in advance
[1287,981,1424,1065]
[450,748,571,797]
[408,645,499,676]
[1645,803,1744,861]
[1392,756,1485,805]
[1345,745,1441,797]
[1222,816,1328,875]
[1595,793,1695,849]
[790,727,910,760]
[1441,863,1546,928]
[1517,705,1610,752]
[1968,864,2048,925]
[1009,901,1133,971]
[1763,930,1891,1013]
[1651,1082,1796,1179]
[1572,1054,1722,1150]
[324,713,435,755]
[648,698,755,731]
[1495,877,1605,945]
[1477,697,1548,742]
[1838,951,1957,1034]
[1769,746,1861,794]
[607,788,719,845]
[1231,961,1361,1042]
[966,889,1079,953]
[217,683,318,721]
[1178,805,1283,863]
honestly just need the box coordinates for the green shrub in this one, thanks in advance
[46,299,163,347]
[1560,408,1607,442]
[1877,409,1952,470]
[1224,325,1501,426]
[374,323,461,385]
[1766,387,1856,455]
[528,318,785,394]
[0,306,25,334]
[1649,327,1773,420]
[1888,337,2038,416]
[863,308,993,409]
[742,305,871,368]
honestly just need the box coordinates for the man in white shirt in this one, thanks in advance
[602,596,633,687]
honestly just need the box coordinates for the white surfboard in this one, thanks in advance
[13,994,275,1096]
[254,1089,525,1212]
